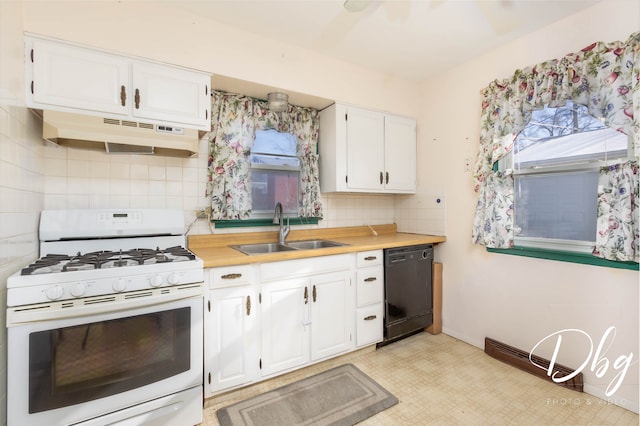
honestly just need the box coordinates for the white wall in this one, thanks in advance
[418,0,639,412]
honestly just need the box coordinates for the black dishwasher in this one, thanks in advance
[380,244,433,345]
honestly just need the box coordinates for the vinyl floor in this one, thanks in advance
[201,332,639,425]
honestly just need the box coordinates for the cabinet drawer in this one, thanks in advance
[356,250,382,268]
[209,265,256,289]
[356,304,383,347]
[260,254,353,282]
[356,266,383,307]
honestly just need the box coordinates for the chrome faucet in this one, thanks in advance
[273,202,290,244]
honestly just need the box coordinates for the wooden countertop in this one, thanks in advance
[188,224,446,268]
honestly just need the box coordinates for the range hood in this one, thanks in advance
[41,110,201,157]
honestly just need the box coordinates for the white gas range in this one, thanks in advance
[6,209,205,426]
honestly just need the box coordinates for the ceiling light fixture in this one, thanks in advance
[267,92,288,112]
[343,0,370,13]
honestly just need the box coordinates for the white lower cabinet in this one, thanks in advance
[310,271,352,361]
[260,277,310,377]
[260,254,354,378]
[205,265,259,397]
[205,252,380,396]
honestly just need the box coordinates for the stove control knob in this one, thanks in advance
[113,278,127,292]
[149,274,163,287]
[167,272,181,285]
[70,283,86,298]
[45,285,64,301]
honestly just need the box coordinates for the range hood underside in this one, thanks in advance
[42,110,201,158]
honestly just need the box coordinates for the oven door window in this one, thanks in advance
[28,307,191,413]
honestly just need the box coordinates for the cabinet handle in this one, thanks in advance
[30,49,34,63]
[221,273,242,280]
[31,81,34,94]
[364,277,377,282]
[364,256,377,261]
[379,171,383,184]
[385,171,389,184]
[246,295,251,316]
[364,315,377,321]
[304,287,309,304]
[134,88,140,109]
[312,285,317,303]
[120,85,126,107]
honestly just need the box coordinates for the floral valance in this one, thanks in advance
[473,31,640,193]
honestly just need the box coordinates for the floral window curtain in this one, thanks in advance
[472,32,640,262]
[593,161,639,262]
[206,90,323,220]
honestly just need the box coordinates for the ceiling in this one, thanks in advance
[163,0,600,84]
[157,0,602,109]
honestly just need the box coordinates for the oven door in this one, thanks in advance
[7,293,203,426]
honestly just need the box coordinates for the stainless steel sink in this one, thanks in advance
[231,239,347,255]
[285,239,346,250]
[230,242,298,255]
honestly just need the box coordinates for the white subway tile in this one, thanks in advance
[67,177,90,195]
[149,165,166,180]
[90,161,110,179]
[44,176,67,194]
[66,148,91,161]
[110,179,130,196]
[110,162,130,179]
[67,195,90,209]
[130,179,149,195]
[43,158,66,176]
[130,164,149,179]
[166,166,182,181]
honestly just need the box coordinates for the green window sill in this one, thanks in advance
[213,217,320,229]
[487,246,639,271]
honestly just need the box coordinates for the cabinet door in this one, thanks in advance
[131,61,210,128]
[205,286,259,396]
[29,38,129,115]
[310,271,353,361]
[384,114,417,193]
[346,107,385,191]
[260,278,310,377]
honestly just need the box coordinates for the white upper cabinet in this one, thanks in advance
[319,103,416,194]
[344,107,385,191]
[25,34,211,130]
[130,61,209,127]
[384,114,417,192]
[28,37,130,116]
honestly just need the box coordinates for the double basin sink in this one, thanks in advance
[231,239,347,255]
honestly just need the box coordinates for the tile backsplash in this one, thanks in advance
[40,130,447,236]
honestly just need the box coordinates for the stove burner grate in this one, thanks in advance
[20,246,196,275]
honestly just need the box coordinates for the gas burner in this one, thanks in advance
[21,254,71,275]
[19,246,198,275]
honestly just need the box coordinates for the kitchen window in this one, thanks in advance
[207,90,323,225]
[472,32,639,269]
[249,129,300,218]
[500,101,630,254]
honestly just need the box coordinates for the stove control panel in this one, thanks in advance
[8,261,204,306]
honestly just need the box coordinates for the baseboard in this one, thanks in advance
[484,337,583,392]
